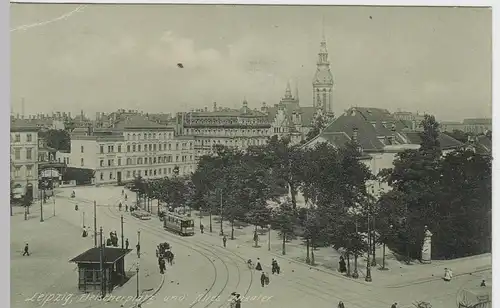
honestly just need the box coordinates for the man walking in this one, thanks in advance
[136,243,141,258]
[222,235,227,248]
[22,243,30,256]
[125,238,129,250]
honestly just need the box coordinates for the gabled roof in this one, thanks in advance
[267,104,317,128]
[70,247,132,264]
[315,107,463,151]
[114,115,167,129]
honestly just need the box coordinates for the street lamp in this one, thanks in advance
[39,183,44,222]
[53,196,56,216]
[268,224,271,251]
[381,224,393,271]
[352,219,359,279]
[136,266,140,298]
[219,189,223,236]
[121,215,124,249]
[365,210,372,282]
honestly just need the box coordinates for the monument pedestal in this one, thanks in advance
[421,227,433,264]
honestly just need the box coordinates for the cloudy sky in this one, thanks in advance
[11,4,491,121]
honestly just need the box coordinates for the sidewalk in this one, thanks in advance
[192,210,492,287]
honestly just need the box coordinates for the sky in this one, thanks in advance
[10,4,492,121]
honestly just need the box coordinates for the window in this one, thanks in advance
[138,170,141,176]
[26,165,33,177]
[126,171,131,178]
[118,145,122,153]
[14,134,20,142]
[100,160,104,167]
[149,157,153,164]
[154,170,157,176]
[153,157,157,164]
[108,160,112,167]
[81,158,84,166]
[108,146,112,153]
[168,143,172,150]
[133,170,136,177]
[158,168,162,175]
[138,145,141,152]
[26,148,32,160]
[14,148,20,160]
[14,167,20,177]
[138,158,142,164]
[81,146,84,153]
[118,158,121,166]
[176,143,179,150]
[27,134,32,142]
[133,145,136,152]
[109,172,113,180]
[153,133,156,139]
[163,168,167,174]
[100,145,104,154]
[127,145,130,152]
[168,168,171,174]
[145,170,148,176]
[153,144,157,151]
[149,144,152,151]
[176,156,179,162]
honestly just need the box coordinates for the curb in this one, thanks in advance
[385,266,492,289]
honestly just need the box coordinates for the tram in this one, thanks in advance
[163,212,195,236]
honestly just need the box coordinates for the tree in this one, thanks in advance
[40,129,71,152]
[246,205,272,247]
[271,199,297,255]
[305,112,330,141]
[301,207,325,265]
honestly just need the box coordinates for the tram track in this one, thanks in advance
[62,192,388,307]
[66,194,229,307]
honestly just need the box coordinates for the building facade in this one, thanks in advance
[173,100,271,157]
[68,115,196,185]
[440,118,492,134]
[10,120,39,200]
[312,36,334,114]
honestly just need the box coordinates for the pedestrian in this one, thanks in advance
[255,258,262,271]
[125,238,129,250]
[229,293,237,308]
[272,259,277,274]
[260,272,266,287]
[22,243,30,256]
[443,268,452,282]
[338,301,345,308]
[75,204,78,211]
[391,303,397,308]
[480,279,486,287]
[223,235,227,247]
[125,204,128,212]
[200,224,204,234]
[82,227,88,238]
[119,202,122,211]
[264,272,270,285]
[122,189,124,196]
[136,243,141,258]
[125,194,128,200]
[339,256,347,273]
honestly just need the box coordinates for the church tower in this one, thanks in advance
[312,33,334,114]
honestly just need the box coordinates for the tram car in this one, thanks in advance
[163,212,195,236]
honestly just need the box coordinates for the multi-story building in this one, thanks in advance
[173,100,271,157]
[10,119,39,200]
[440,118,492,134]
[302,107,464,204]
[392,111,426,131]
[68,114,196,185]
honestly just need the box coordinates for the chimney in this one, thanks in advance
[213,102,217,112]
[352,127,358,143]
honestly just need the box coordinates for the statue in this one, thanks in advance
[421,225,433,264]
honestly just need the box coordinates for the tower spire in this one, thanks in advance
[295,80,299,101]
[284,81,292,99]
[322,14,325,41]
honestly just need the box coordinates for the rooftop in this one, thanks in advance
[69,247,132,264]
[114,114,169,130]
[10,119,40,132]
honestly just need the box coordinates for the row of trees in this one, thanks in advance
[130,115,491,268]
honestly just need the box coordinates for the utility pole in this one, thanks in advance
[121,215,124,249]
[99,227,105,298]
[94,201,97,247]
[137,230,141,258]
[209,207,213,233]
[268,224,271,251]
[40,188,44,222]
[53,197,56,216]
[82,211,85,228]
[136,266,140,298]
[219,189,223,236]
